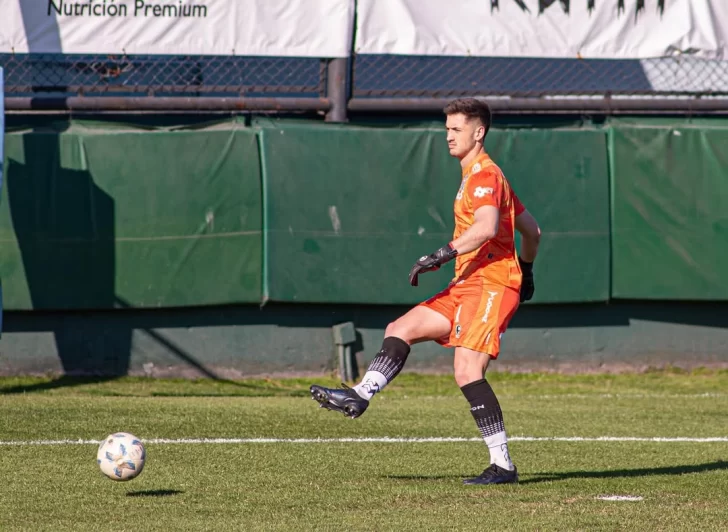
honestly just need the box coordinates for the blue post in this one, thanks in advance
[0,67,4,336]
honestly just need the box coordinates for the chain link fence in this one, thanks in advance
[3,52,728,114]
[352,55,728,98]
[2,54,326,97]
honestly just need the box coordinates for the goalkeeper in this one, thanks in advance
[310,98,541,486]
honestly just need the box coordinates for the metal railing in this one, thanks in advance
[3,52,728,118]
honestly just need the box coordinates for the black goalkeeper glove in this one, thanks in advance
[519,257,535,302]
[409,243,458,287]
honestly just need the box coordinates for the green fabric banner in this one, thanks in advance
[610,121,728,299]
[7,115,726,309]
[0,123,262,310]
[487,128,610,303]
[258,121,457,304]
[259,120,610,304]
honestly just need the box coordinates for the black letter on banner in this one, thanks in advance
[539,0,569,13]
[48,0,62,15]
[490,0,530,13]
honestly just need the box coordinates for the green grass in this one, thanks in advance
[1,371,727,531]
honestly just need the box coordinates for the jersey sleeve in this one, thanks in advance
[466,169,503,211]
[512,191,526,216]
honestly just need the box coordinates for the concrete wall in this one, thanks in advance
[1,302,727,378]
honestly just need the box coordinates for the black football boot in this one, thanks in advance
[310,383,369,419]
[463,464,519,485]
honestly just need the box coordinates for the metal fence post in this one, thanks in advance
[332,322,358,382]
[325,57,348,123]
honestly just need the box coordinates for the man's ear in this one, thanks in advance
[474,125,485,142]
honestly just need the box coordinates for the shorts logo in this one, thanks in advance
[482,291,499,323]
[454,305,463,338]
[474,187,494,198]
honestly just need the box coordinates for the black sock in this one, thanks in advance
[368,337,410,379]
[460,378,513,469]
[353,337,410,400]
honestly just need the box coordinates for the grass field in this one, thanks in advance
[1,370,727,531]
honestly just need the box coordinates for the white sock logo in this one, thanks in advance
[501,443,511,465]
[360,379,380,395]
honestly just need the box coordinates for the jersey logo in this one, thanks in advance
[474,186,494,198]
[456,178,467,200]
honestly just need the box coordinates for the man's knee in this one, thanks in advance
[385,317,415,342]
[453,349,491,387]
[453,366,471,387]
[384,320,402,339]
[454,362,481,387]
[385,307,450,344]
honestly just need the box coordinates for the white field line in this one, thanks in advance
[411,393,728,401]
[500,393,727,399]
[1,436,727,446]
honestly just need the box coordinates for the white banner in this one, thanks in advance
[0,0,354,57]
[355,0,728,59]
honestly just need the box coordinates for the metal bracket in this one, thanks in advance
[332,322,357,382]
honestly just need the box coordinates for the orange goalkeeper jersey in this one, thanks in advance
[452,151,525,290]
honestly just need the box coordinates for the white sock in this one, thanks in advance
[353,371,388,401]
[484,431,514,470]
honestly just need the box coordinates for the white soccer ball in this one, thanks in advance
[97,432,146,481]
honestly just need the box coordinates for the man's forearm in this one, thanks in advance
[519,235,539,263]
[451,222,495,255]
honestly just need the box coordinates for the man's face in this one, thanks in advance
[445,113,484,159]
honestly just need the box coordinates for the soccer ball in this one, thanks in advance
[97,432,146,481]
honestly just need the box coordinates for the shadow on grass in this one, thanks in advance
[520,461,728,484]
[385,461,728,483]
[0,376,121,394]
[385,474,468,481]
[126,489,184,497]
[0,375,299,395]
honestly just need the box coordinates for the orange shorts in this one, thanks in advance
[419,277,520,358]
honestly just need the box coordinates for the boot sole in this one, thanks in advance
[462,475,519,485]
[310,385,364,418]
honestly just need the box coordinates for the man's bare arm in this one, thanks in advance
[450,205,499,255]
[515,208,540,302]
[408,205,499,287]
[515,209,540,262]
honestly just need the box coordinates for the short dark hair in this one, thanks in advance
[443,98,492,138]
